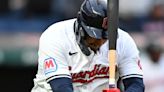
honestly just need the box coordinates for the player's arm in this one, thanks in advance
[118,31,145,92]
[48,77,73,92]
[39,27,73,91]
[122,77,144,92]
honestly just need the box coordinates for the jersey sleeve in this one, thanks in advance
[118,33,143,80]
[38,30,71,82]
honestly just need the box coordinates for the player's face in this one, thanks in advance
[84,36,107,52]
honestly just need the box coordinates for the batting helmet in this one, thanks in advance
[77,0,108,39]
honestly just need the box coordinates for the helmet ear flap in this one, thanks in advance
[76,11,88,37]
[75,12,91,56]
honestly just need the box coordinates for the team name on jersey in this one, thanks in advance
[69,64,109,83]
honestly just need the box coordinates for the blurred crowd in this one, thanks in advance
[141,42,164,92]
[0,0,83,32]
[0,0,164,92]
[0,0,164,33]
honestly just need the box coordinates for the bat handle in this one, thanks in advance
[102,88,120,92]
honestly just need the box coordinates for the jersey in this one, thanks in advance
[31,19,143,92]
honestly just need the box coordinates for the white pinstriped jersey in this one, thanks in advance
[31,19,143,92]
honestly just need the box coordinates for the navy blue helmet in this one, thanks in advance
[77,0,108,39]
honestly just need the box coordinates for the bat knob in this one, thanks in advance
[102,88,120,92]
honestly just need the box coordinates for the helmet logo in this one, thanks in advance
[102,17,108,29]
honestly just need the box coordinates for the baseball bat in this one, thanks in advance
[103,0,120,92]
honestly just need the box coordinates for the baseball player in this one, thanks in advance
[31,0,144,92]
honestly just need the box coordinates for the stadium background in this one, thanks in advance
[0,0,163,92]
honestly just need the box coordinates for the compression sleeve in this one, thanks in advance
[123,77,145,92]
[49,77,73,92]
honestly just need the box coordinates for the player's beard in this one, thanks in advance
[84,36,107,53]
[88,43,100,53]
